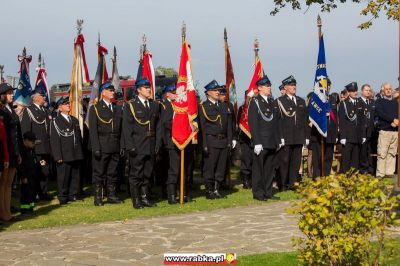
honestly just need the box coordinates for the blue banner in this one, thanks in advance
[14,64,32,106]
[309,35,330,137]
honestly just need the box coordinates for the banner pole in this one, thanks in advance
[180,149,185,206]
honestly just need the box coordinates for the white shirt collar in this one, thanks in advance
[260,94,269,103]
[5,104,12,112]
[33,103,42,110]
[349,97,356,103]
[137,96,148,107]
[361,96,368,103]
[60,113,70,122]
[208,98,217,105]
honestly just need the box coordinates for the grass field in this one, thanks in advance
[237,237,400,265]
[0,168,299,231]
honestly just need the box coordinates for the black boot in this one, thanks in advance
[94,183,104,206]
[205,182,216,199]
[214,181,224,199]
[141,186,156,207]
[242,175,251,189]
[107,183,122,204]
[131,186,143,209]
[167,184,177,205]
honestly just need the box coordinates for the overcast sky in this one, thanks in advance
[0,0,396,101]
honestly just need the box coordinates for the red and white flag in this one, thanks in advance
[171,40,198,150]
[142,49,155,99]
[238,56,263,138]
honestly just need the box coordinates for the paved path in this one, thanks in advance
[0,201,299,265]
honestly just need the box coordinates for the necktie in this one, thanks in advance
[144,100,149,109]
[108,103,113,112]
[68,116,72,124]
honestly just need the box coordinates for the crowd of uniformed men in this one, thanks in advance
[0,75,397,220]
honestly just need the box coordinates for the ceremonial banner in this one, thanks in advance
[111,47,121,94]
[34,66,50,105]
[224,29,238,113]
[86,43,108,124]
[238,56,263,138]
[70,33,90,135]
[171,40,198,150]
[142,49,156,99]
[14,49,32,108]
[309,35,330,137]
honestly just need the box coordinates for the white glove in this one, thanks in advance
[305,139,310,146]
[335,138,338,143]
[340,139,346,146]
[362,138,366,144]
[254,144,263,155]
[281,139,285,146]
[232,140,237,149]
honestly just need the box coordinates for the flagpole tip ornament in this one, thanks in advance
[253,38,259,53]
[113,46,117,62]
[38,53,42,68]
[22,47,26,57]
[181,22,186,40]
[98,32,101,46]
[224,28,227,40]
[76,19,84,34]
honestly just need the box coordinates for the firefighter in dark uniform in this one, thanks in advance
[18,132,40,215]
[309,80,339,178]
[50,97,84,204]
[160,84,191,204]
[237,94,252,189]
[88,82,123,206]
[248,76,281,201]
[276,75,309,190]
[123,78,161,209]
[199,80,233,199]
[338,82,366,173]
[218,86,237,189]
[359,84,375,174]
[21,87,52,201]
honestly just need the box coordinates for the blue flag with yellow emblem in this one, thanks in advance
[309,35,330,137]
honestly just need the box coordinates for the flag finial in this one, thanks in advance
[317,15,322,39]
[181,21,186,41]
[76,19,84,34]
[253,38,259,56]
[38,53,42,68]
[142,33,147,51]
[98,32,101,46]
[224,28,227,41]
[113,46,117,62]
[22,47,27,57]
[42,58,45,69]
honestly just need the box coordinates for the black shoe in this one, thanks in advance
[106,183,122,204]
[266,196,280,200]
[184,195,192,203]
[133,198,144,209]
[20,209,35,216]
[130,186,143,209]
[94,183,104,206]
[253,196,267,201]
[141,186,156,207]
[205,191,217,200]
[59,199,69,205]
[39,194,53,201]
[168,195,178,205]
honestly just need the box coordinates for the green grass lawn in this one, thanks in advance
[237,237,400,265]
[1,169,299,231]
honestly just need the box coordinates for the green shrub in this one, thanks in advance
[290,170,399,265]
